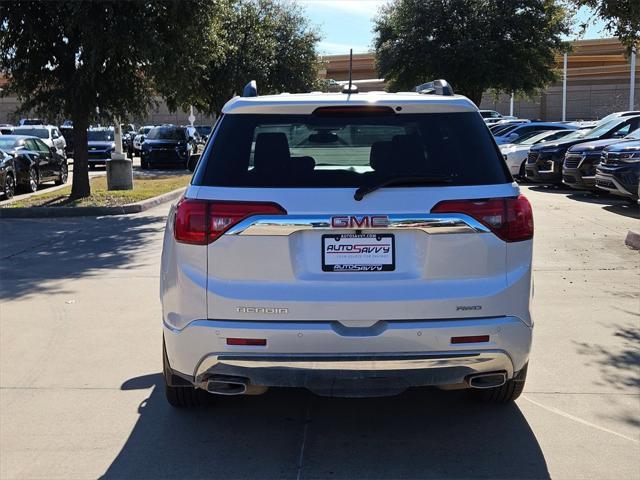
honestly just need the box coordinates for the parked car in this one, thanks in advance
[501,129,576,178]
[140,125,195,169]
[562,128,640,190]
[0,124,14,135]
[18,118,45,126]
[0,135,68,192]
[120,123,136,157]
[494,122,574,145]
[595,140,640,200]
[194,124,213,141]
[87,127,116,169]
[59,125,74,157]
[12,125,67,157]
[489,120,530,136]
[0,149,17,199]
[184,125,203,153]
[526,115,640,184]
[160,79,534,407]
[133,125,155,157]
[593,111,640,128]
[479,110,505,124]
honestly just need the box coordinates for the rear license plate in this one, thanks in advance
[322,234,395,272]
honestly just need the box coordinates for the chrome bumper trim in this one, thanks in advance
[194,350,514,385]
[224,213,490,236]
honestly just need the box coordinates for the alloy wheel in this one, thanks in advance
[4,174,15,199]
[29,168,39,192]
[60,163,68,184]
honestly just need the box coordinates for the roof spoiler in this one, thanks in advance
[412,79,454,96]
[242,80,258,97]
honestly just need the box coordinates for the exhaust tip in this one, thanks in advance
[467,372,507,389]
[205,376,248,395]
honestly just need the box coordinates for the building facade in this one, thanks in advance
[320,38,639,121]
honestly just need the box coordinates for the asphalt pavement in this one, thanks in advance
[0,185,638,479]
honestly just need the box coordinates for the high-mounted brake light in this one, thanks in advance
[431,195,533,242]
[174,199,286,245]
[313,106,395,116]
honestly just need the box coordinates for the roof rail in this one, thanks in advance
[242,80,258,97]
[412,79,454,96]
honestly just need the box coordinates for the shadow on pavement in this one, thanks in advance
[528,185,639,219]
[101,374,550,480]
[575,323,640,391]
[0,214,166,300]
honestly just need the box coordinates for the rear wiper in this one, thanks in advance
[354,175,453,201]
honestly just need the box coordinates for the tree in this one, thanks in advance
[173,0,323,114]
[572,0,640,51]
[373,0,570,106]
[0,1,223,198]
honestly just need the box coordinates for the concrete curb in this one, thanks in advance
[0,172,106,207]
[0,187,185,218]
[624,230,640,250]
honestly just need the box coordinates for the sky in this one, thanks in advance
[296,0,610,55]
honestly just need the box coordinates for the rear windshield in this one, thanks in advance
[195,112,509,187]
[87,130,114,141]
[13,128,48,138]
[147,126,187,141]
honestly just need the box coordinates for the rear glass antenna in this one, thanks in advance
[348,49,353,92]
[342,49,358,94]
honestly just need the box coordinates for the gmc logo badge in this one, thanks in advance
[331,215,390,228]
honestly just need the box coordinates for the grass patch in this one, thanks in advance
[6,173,191,208]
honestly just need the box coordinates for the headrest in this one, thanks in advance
[370,141,393,172]
[253,132,290,172]
[291,156,316,173]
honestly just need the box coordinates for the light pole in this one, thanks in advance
[106,119,133,190]
[562,52,568,121]
[630,47,636,110]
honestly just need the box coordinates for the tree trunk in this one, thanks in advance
[70,110,90,199]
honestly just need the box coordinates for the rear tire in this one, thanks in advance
[3,173,15,199]
[141,159,149,170]
[473,363,528,404]
[518,161,525,178]
[163,338,208,408]
[55,163,68,185]
[20,167,39,193]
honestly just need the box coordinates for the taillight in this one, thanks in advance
[174,199,286,245]
[431,195,533,242]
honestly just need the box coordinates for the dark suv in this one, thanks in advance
[595,140,640,200]
[526,115,640,184]
[140,125,196,169]
[562,128,640,190]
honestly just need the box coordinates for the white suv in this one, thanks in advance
[160,80,534,407]
[12,125,66,156]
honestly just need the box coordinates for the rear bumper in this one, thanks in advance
[142,150,187,164]
[88,156,111,164]
[164,316,532,393]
